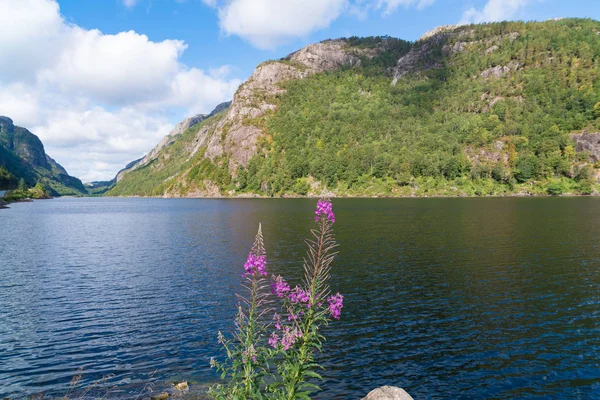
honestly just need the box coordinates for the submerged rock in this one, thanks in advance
[362,386,414,400]
[174,381,189,391]
[151,393,169,400]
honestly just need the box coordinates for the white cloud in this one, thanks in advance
[459,0,535,25]
[0,0,241,182]
[212,0,435,50]
[218,0,348,50]
[122,0,139,8]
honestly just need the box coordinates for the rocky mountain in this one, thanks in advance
[86,102,233,195]
[0,116,87,195]
[110,19,600,197]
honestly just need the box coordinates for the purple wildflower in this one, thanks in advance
[315,199,335,224]
[289,286,311,306]
[328,293,344,320]
[271,275,291,298]
[281,327,302,351]
[243,253,267,277]
[273,313,282,330]
[268,332,280,348]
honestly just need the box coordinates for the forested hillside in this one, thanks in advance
[110,19,600,197]
[0,116,87,196]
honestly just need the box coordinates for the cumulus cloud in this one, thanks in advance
[218,0,347,50]
[459,0,535,25]
[0,0,241,182]
[210,0,435,50]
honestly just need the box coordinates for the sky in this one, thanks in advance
[0,0,598,182]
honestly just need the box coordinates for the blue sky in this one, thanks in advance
[58,0,600,80]
[0,0,598,181]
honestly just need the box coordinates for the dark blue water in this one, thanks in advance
[1,198,599,399]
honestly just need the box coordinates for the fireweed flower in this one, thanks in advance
[315,199,335,224]
[268,332,280,348]
[273,313,283,330]
[271,275,291,298]
[243,253,267,277]
[281,327,302,351]
[328,293,344,320]
[289,286,311,306]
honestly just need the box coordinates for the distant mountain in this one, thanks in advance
[109,19,600,197]
[93,102,232,195]
[0,116,86,195]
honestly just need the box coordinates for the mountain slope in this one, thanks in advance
[0,116,86,195]
[111,19,600,197]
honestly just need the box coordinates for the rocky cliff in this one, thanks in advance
[111,39,392,196]
[0,116,86,195]
[110,19,600,198]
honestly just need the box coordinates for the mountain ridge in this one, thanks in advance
[110,19,600,198]
[0,116,87,195]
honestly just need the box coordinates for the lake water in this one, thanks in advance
[1,198,599,399]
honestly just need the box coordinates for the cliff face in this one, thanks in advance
[118,101,233,182]
[0,116,86,195]
[110,19,600,198]
[0,116,50,170]
[111,40,387,196]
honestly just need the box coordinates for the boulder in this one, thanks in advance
[362,386,414,400]
[174,381,189,391]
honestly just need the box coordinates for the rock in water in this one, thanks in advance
[151,393,169,400]
[174,381,189,391]
[362,386,414,400]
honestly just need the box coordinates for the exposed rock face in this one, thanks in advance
[288,40,365,72]
[485,45,499,54]
[419,25,458,41]
[393,28,520,84]
[571,132,600,162]
[480,61,522,79]
[111,39,386,197]
[187,40,379,173]
[392,33,451,83]
[0,116,50,169]
[117,102,233,182]
[480,65,511,79]
[0,116,86,195]
[362,386,414,400]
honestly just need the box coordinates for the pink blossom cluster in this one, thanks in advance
[289,287,311,307]
[315,199,335,224]
[243,253,267,277]
[269,314,303,350]
[327,293,344,320]
[271,275,291,298]
[281,326,303,350]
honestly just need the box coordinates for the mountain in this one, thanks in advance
[87,102,233,195]
[0,116,87,195]
[110,19,600,198]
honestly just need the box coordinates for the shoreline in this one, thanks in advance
[99,192,600,199]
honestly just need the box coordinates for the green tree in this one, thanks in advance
[17,178,26,192]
